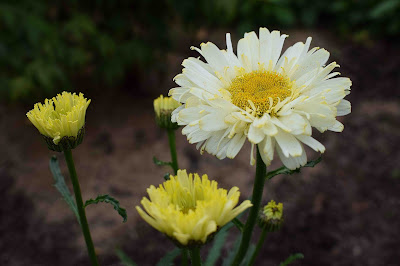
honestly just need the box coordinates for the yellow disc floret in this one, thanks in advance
[136,170,252,246]
[227,70,293,115]
[27,91,90,145]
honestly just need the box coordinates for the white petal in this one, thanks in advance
[296,135,325,153]
[276,144,307,170]
[248,123,265,144]
[226,133,246,158]
[336,99,351,116]
[274,129,303,157]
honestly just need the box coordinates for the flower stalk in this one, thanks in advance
[189,247,202,266]
[64,149,99,266]
[248,228,268,266]
[181,248,189,266]
[167,129,178,174]
[232,146,266,266]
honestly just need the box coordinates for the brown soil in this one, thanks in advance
[1,30,399,266]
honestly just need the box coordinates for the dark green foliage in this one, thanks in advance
[115,248,138,266]
[84,194,127,223]
[205,223,235,266]
[266,156,322,180]
[1,0,398,101]
[156,248,180,266]
[49,156,80,223]
[279,253,304,266]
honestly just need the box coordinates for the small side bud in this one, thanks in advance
[153,95,181,130]
[258,200,284,232]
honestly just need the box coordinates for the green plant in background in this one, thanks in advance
[1,0,397,102]
[0,0,166,101]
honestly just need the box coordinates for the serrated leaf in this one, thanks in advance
[266,156,322,180]
[279,253,304,266]
[205,222,235,266]
[156,248,180,266]
[84,194,127,223]
[115,248,137,266]
[153,156,172,166]
[49,156,80,223]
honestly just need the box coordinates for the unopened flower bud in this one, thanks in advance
[258,200,283,232]
[153,95,180,130]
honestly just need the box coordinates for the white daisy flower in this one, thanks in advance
[169,28,351,170]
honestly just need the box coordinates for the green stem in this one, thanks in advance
[181,248,189,266]
[167,129,179,174]
[189,247,202,266]
[248,229,268,266]
[231,146,266,266]
[64,149,100,266]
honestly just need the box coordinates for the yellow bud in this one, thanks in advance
[153,95,180,129]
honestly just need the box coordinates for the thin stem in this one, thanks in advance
[64,149,100,266]
[248,229,268,266]
[231,146,266,266]
[167,129,179,174]
[189,247,202,266]
[181,248,189,266]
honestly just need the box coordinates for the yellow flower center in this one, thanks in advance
[227,70,293,114]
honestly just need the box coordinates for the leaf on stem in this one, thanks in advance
[164,173,171,180]
[115,248,137,266]
[205,222,234,266]
[279,253,304,266]
[156,248,180,266]
[49,156,80,223]
[153,156,172,167]
[265,156,322,180]
[231,218,244,232]
[84,194,127,223]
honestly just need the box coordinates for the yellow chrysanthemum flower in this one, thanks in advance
[136,170,252,246]
[169,27,352,169]
[27,91,90,151]
[153,95,181,129]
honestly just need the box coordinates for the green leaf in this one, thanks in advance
[370,0,399,19]
[279,253,304,266]
[156,248,180,266]
[115,248,137,266]
[49,156,80,223]
[164,173,171,181]
[222,231,241,266]
[266,156,322,180]
[242,244,256,266]
[205,223,234,266]
[231,218,244,232]
[84,194,127,223]
[153,156,172,167]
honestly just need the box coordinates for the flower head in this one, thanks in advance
[136,170,252,246]
[258,200,284,232]
[153,95,181,129]
[27,91,90,151]
[169,28,351,169]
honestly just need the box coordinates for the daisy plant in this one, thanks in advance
[27,92,127,266]
[166,27,351,265]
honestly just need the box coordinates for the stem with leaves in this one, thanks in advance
[64,149,99,266]
[248,229,268,266]
[167,129,178,174]
[231,146,266,266]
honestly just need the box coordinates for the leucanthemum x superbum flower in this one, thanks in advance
[136,170,252,246]
[27,91,90,151]
[169,28,351,169]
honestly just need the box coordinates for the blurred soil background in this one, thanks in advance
[1,1,399,265]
